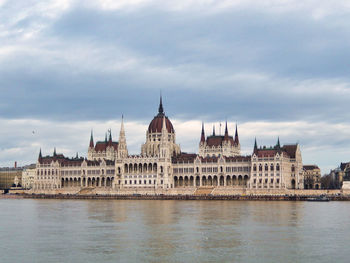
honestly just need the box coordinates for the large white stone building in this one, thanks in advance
[33,97,305,192]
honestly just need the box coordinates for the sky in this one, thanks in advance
[0,0,350,174]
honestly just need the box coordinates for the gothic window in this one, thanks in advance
[270,164,274,171]
[265,164,268,171]
[259,164,262,171]
[253,165,257,172]
[276,164,280,171]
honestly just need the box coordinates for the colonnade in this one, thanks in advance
[173,175,249,188]
[61,176,114,188]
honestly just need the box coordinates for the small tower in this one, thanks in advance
[88,130,95,160]
[38,148,42,162]
[276,137,281,149]
[224,121,229,140]
[200,122,206,143]
[254,138,258,154]
[89,130,94,148]
[117,115,128,159]
[160,116,170,158]
[234,124,239,145]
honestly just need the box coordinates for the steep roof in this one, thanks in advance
[39,154,84,166]
[253,144,298,158]
[303,165,319,170]
[206,135,235,147]
[94,141,118,152]
[172,153,197,163]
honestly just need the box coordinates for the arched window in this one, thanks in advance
[253,164,257,172]
[291,165,295,172]
[270,164,274,171]
[259,164,262,171]
[264,164,268,171]
[276,164,280,171]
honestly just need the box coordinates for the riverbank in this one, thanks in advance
[2,192,350,201]
[2,187,349,201]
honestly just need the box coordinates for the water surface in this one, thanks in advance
[0,199,349,263]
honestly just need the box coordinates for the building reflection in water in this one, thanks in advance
[4,199,350,263]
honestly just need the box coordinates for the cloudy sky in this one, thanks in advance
[1,0,350,173]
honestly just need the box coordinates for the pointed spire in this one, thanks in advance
[105,132,107,142]
[38,148,42,161]
[276,137,281,148]
[109,129,112,142]
[53,147,56,157]
[161,116,167,134]
[254,138,258,153]
[213,124,216,136]
[89,130,94,148]
[224,121,229,140]
[234,124,239,144]
[76,152,78,158]
[158,94,164,115]
[118,114,128,158]
[120,114,125,134]
[200,122,205,143]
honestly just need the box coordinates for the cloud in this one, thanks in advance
[0,117,349,175]
[1,0,350,171]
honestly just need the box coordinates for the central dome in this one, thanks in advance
[148,97,175,133]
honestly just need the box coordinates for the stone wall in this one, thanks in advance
[23,186,349,197]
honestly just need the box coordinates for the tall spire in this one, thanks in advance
[234,124,239,144]
[118,115,128,158]
[53,147,56,157]
[276,137,281,148]
[38,148,42,161]
[161,116,168,136]
[158,94,164,115]
[224,121,229,140]
[120,115,125,136]
[89,130,94,148]
[213,124,215,136]
[105,132,107,143]
[254,137,258,152]
[109,129,112,142]
[200,122,205,143]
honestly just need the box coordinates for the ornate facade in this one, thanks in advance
[33,97,305,191]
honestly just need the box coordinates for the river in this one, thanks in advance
[0,199,349,263]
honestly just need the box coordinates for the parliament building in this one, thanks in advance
[33,97,305,192]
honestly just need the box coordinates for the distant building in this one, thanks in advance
[33,96,306,192]
[303,165,321,189]
[22,164,36,189]
[0,167,23,190]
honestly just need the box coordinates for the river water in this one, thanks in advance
[0,199,349,263]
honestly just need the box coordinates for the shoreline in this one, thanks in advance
[2,193,349,201]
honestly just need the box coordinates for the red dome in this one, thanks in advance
[148,115,174,133]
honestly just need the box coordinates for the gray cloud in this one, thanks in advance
[1,0,350,171]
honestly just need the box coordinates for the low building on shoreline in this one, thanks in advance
[0,166,23,190]
[22,164,36,189]
[32,97,306,193]
[303,165,321,189]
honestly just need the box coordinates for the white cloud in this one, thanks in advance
[1,117,349,175]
